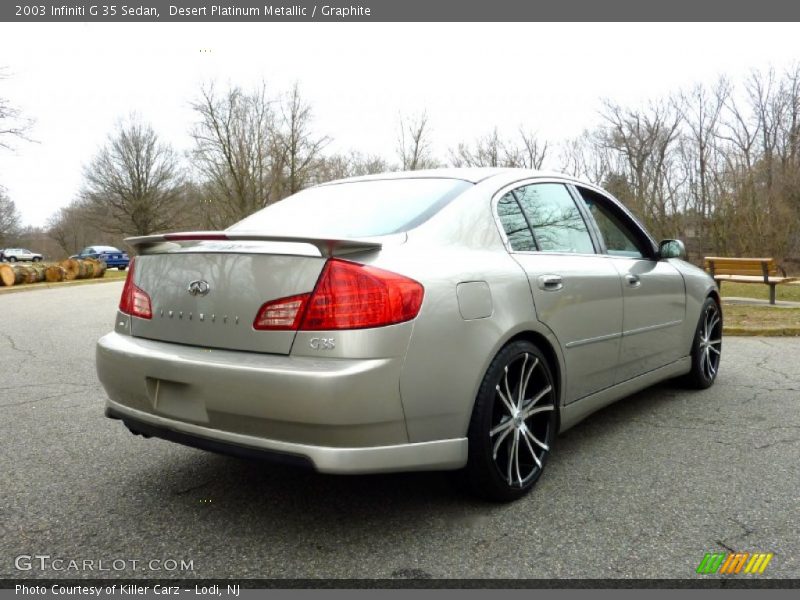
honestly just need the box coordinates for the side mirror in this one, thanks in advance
[658,239,686,260]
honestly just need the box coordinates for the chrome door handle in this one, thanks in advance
[538,274,563,291]
[625,274,641,287]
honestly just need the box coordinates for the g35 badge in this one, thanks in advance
[309,337,336,350]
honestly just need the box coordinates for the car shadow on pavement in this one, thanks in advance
[109,380,689,524]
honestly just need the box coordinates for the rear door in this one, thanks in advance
[496,181,624,403]
[574,185,686,382]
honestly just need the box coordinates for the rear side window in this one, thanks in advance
[514,184,595,254]
[496,192,537,251]
[229,178,472,238]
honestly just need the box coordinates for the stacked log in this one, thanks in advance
[27,265,47,283]
[84,258,107,278]
[0,259,107,287]
[0,264,26,286]
[45,265,67,282]
[60,258,88,281]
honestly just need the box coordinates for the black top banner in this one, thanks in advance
[3,0,800,22]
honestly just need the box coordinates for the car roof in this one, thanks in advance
[90,245,122,252]
[316,167,580,186]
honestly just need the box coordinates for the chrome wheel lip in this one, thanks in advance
[699,304,722,380]
[489,352,555,488]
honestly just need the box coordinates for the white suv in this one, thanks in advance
[2,248,43,262]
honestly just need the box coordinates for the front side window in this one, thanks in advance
[577,187,647,259]
[514,184,595,254]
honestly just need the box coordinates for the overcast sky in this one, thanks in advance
[0,22,798,227]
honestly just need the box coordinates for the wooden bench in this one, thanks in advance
[704,257,798,304]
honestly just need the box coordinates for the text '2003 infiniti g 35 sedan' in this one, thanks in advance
[97,169,722,501]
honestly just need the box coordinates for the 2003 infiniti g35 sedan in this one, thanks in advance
[97,168,722,501]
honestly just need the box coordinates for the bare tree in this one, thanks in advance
[0,68,34,151]
[190,82,284,228]
[276,83,330,195]
[347,152,393,176]
[596,98,684,239]
[450,128,503,167]
[559,131,611,184]
[312,151,391,184]
[81,116,186,236]
[0,187,21,245]
[46,199,104,255]
[781,63,800,169]
[397,111,438,170]
[508,129,549,169]
[450,128,549,169]
[676,79,730,249]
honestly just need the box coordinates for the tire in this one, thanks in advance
[8,257,16,263]
[683,297,723,389]
[118,266,127,271]
[32,257,41,263]
[463,340,558,502]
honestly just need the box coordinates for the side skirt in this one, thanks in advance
[558,356,692,433]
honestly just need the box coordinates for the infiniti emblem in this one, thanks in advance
[187,280,210,297]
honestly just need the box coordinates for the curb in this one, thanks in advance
[0,277,124,296]
[723,326,800,337]
[722,296,800,308]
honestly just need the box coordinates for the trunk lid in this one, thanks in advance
[125,233,385,355]
[130,246,325,355]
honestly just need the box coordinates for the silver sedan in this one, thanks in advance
[97,169,721,501]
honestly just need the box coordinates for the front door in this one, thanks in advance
[574,186,686,382]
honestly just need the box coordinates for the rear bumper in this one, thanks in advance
[105,402,467,474]
[96,332,467,473]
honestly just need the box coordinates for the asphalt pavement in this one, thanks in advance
[1,282,799,580]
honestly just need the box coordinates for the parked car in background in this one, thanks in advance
[2,248,43,262]
[97,168,721,501]
[71,246,130,270]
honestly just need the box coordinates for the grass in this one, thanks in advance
[708,274,800,335]
[98,268,128,280]
[718,280,800,303]
[722,304,800,335]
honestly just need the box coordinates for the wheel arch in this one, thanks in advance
[495,330,563,433]
[708,288,721,309]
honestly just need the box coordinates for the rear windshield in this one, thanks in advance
[228,178,472,238]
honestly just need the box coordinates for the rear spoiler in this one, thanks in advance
[125,232,384,258]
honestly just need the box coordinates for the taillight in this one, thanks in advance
[252,259,424,331]
[253,293,310,331]
[119,257,152,319]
